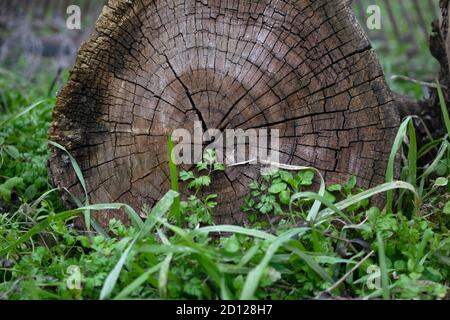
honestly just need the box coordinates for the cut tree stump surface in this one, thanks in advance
[49,0,399,227]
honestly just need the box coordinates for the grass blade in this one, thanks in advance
[385,117,412,213]
[437,80,450,137]
[159,253,173,299]
[319,181,419,221]
[48,140,91,231]
[421,140,449,179]
[290,191,351,223]
[140,190,178,237]
[286,242,334,284]
[123,206,145,230]
[237,244,260,268]
[101,191,177,300]
[377,232,390,300]
[195,225,334,286]
[137,244,197,255]
[220,278,233,300]
[0,100,47,129]
[114,263,162,299]
[30,188,59,209]
[194,225,276,241]
[100,237,137,300]
[0,203,130,256]
[240,228,308,300]
[167,135,181,226]
[407,121,417,188]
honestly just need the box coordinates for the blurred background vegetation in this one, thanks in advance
[353,0,440,99]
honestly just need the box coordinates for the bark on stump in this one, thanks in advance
[49,0,399,227]
[430,0,450,112]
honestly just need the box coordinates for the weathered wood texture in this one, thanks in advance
[49,0,399,227]
[437,0,450,84]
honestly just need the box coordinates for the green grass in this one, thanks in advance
[0,71,448,300]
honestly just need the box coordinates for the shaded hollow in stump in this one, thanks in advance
[49,0,400,228]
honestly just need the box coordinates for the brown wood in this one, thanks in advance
[48,0,399,227]
[443,0,450,78]
[434,0,450,85]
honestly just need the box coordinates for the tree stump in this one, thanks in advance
[49,0,399,227]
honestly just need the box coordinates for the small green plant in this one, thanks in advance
[178,149,224,228]
[243,169,315,218]
[243,169,369,229]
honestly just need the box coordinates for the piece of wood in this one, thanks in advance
[443,0,450,78]
[49,0,399,227]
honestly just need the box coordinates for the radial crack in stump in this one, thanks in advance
[49,0,400,228]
